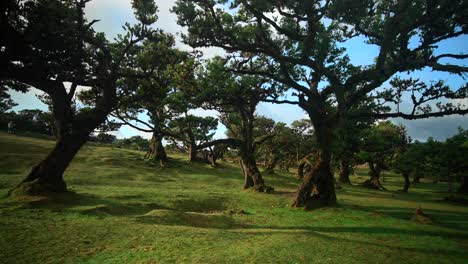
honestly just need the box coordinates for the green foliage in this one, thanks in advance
[0,110,54,135]
[90,133,117,144]
[396,128,468,183]
[168,115,218,148]
[114,136,149,151]
[257,120,298,169]
[357,121,408,169]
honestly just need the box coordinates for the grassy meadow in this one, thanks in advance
[0,132,467,263]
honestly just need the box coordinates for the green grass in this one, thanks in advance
[1,132,467,263]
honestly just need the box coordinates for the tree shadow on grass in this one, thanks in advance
[3,191,233,223]
[347,204,468,230]
[3,192,167,217]
[236,225,467,257]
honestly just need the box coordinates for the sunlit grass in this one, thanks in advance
[1,132,467,263]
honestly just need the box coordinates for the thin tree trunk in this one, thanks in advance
[240,158,255,189]
[188,143,197,162]
[402,172,410,192]
[284,160,291,172]
[264,155,278,174]
[338,157,352,184]
[297,159,306,179]
[10,132,88,195]
[448,174,453,193]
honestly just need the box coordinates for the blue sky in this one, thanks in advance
[8,0,468,141]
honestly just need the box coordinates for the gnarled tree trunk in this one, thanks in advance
[264,155,278,174]
[145,132,167,167]
[296,153,314,179]
[296,159,306,179]
[363,162,385,190]
[292,148,336,207]
[10,131,88,195]
[402,172,410,192]
[240,152,272,192]
[292,115,337,208]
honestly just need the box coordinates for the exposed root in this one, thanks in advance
[362,179,386,190]
[248,184,275,193]
[9,179,68,197]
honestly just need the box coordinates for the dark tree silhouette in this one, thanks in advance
[1,0,160,195]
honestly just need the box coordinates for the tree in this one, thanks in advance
[393,141,426,192]
[168,115,219,162]
[446,129,468,193]
[196,58,274,192]
[1,0,159,195]
[291,119,314,163]
[94,133,117,144]
[259,121,296,174]
[115,135,150,150]
[358,121,408,190]
[174,0,468,207]
[111,35,194,166]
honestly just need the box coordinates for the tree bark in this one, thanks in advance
[363,162,385,190]
[264,155,278,174]
[292,111,338,208]
[402,172,410,192]
[240,152,272,192]
[296,159,306,179]
[188,143,197,162]
[240,158,255,189]
[10,132,88,195]
[283,160,291,172]
[145,132,167,167]
[292,148,337,208]
[338,157,352,185]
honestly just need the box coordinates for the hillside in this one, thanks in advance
[0,132,467,263]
